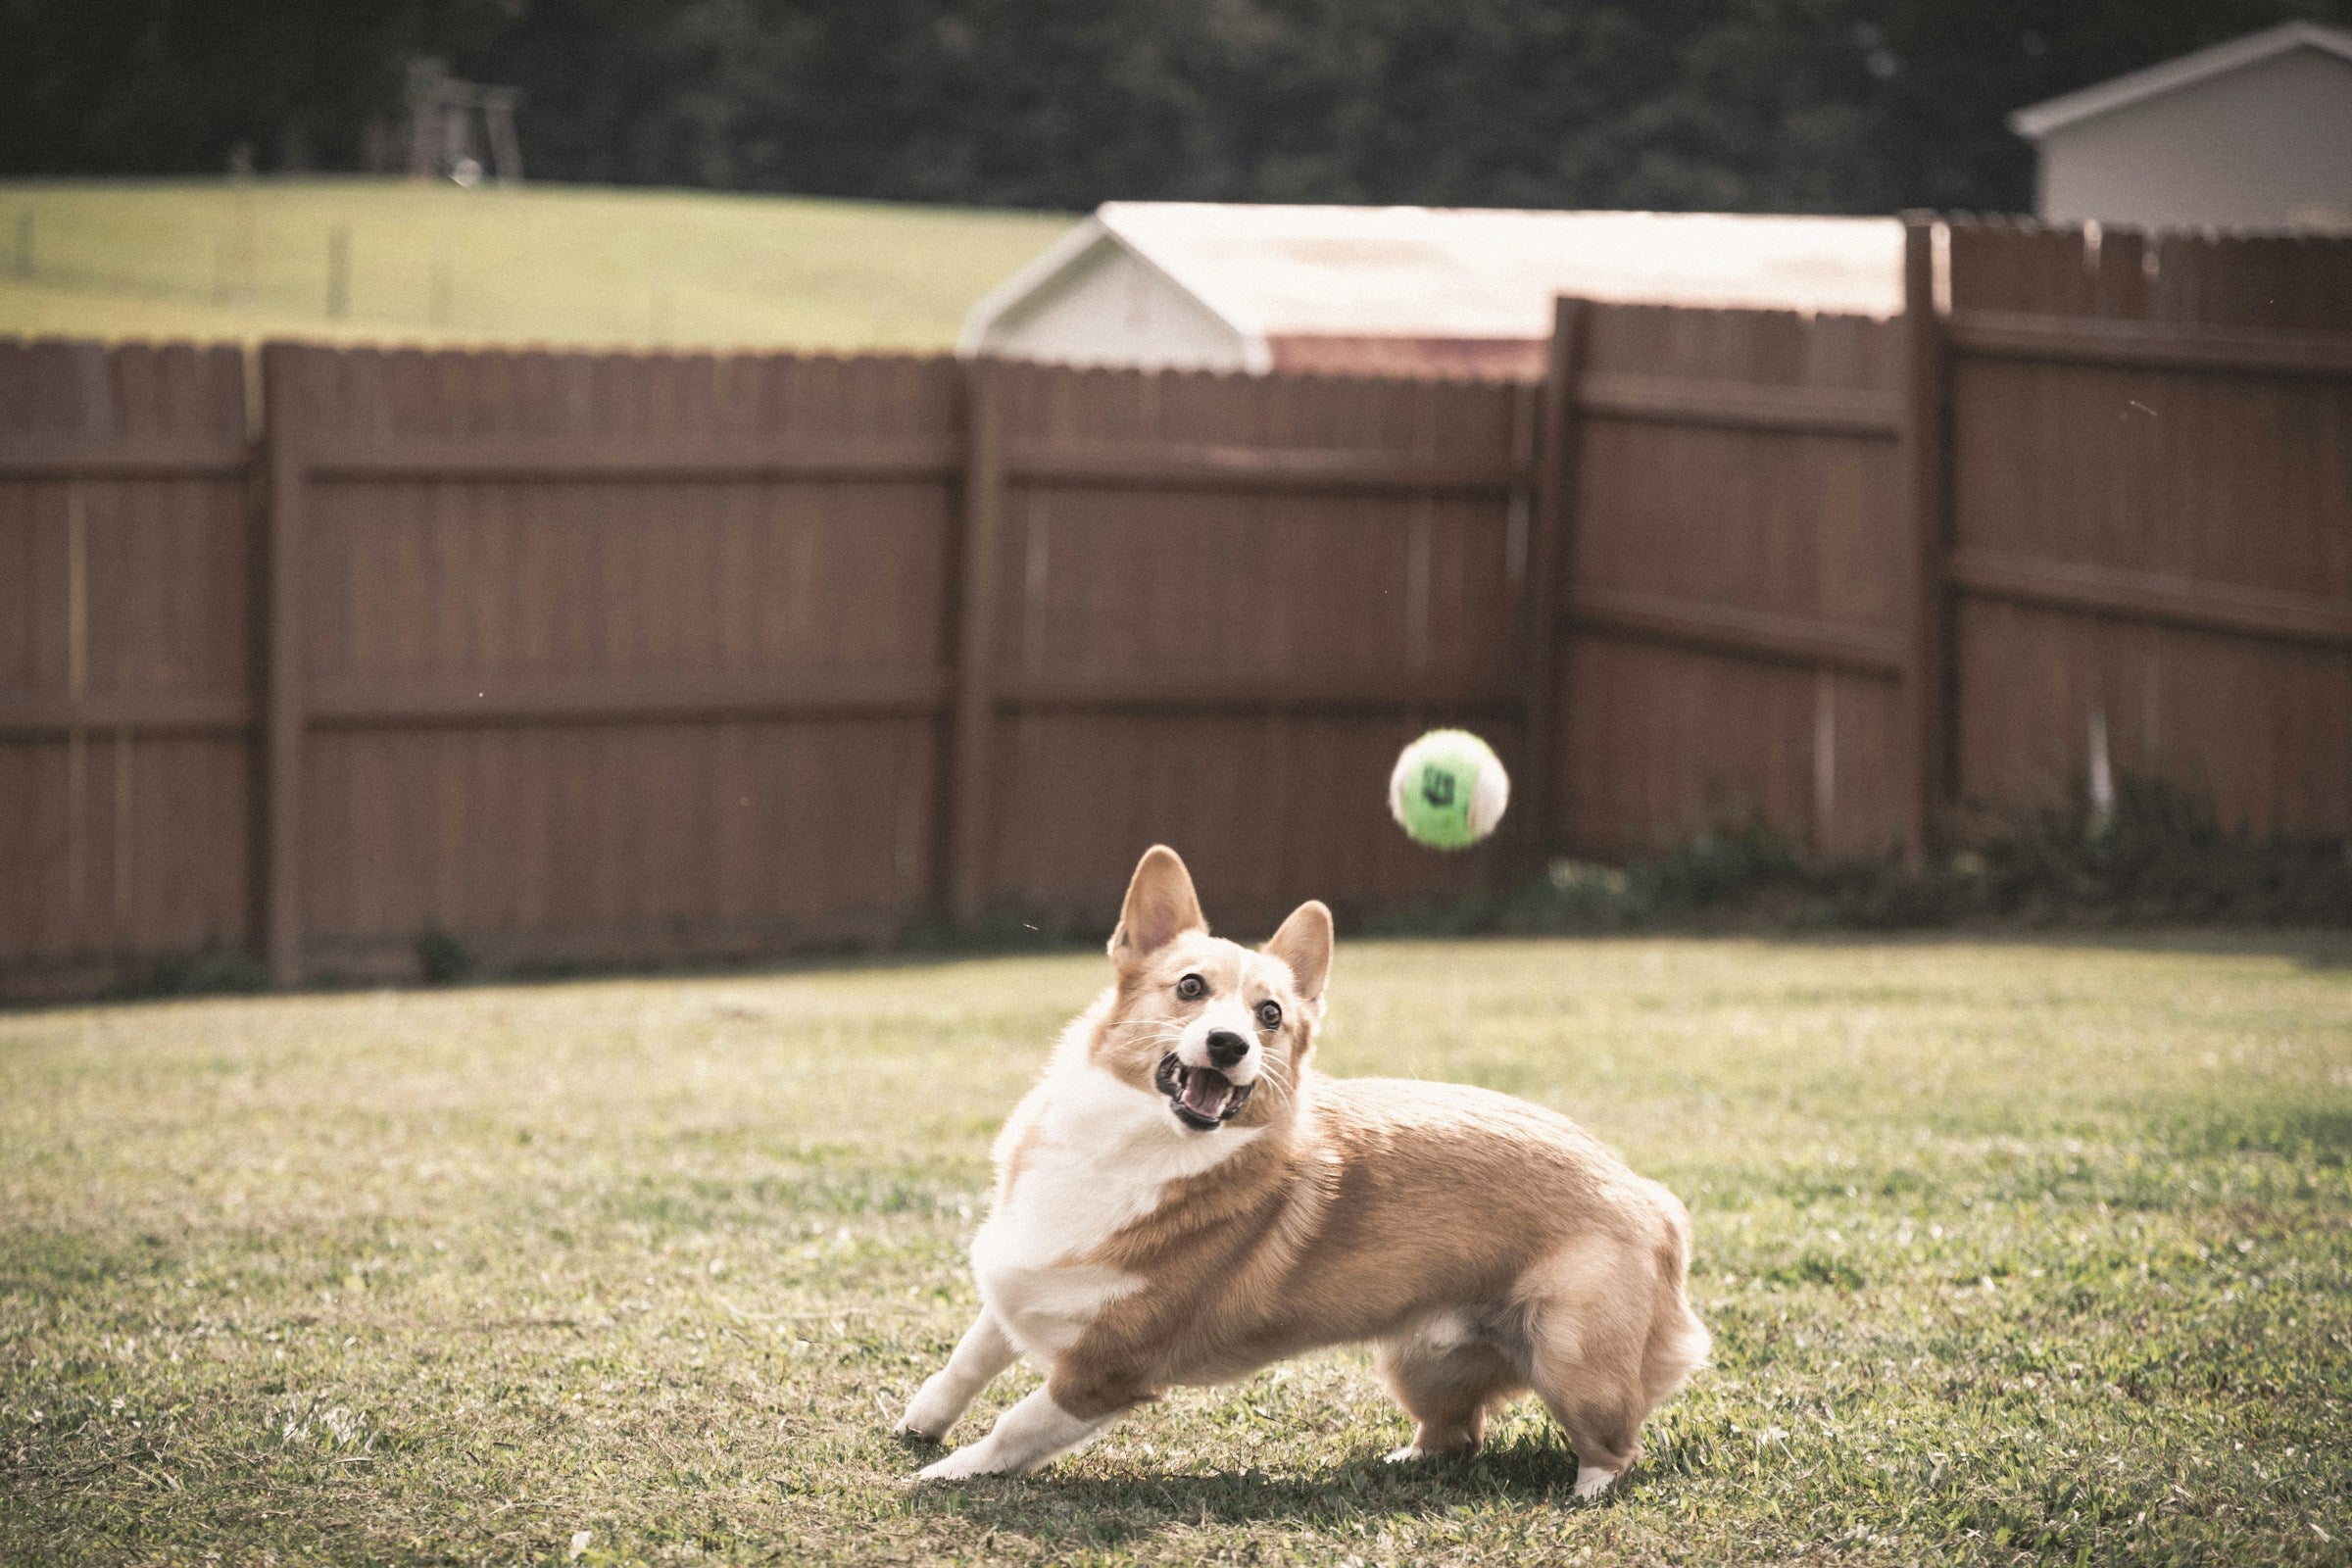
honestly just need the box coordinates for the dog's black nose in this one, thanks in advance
[1205,1030,1249,1069]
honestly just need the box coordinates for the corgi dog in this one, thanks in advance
[895,845,1708,1498]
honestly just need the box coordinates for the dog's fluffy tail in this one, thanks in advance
[1642,1203,1712,1407]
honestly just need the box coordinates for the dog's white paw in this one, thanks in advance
[895,1376,961,1442]
[1573,1465,1617,1500]
[916,1446,1003,1482]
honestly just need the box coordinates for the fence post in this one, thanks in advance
[258,344,308,986]
[947,358,1006,927]
[1899,216,1951,861]
[1520,296,1588,866]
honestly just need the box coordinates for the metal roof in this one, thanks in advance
[960,204,1906,357]
[2010,22,2352,139]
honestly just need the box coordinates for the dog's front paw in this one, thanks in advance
[895,1375,965,1444]
[893,1412,946,1446]
[1385,1435,1476,1463]
[915,1445,1004,1482]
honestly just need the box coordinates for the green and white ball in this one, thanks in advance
[1388,729,1509,850]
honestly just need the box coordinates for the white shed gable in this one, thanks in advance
[963,220,1260,371]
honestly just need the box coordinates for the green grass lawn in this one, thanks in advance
[0,179,1071,352]
[4,934,2349,1565]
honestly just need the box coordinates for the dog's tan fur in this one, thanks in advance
[896,846,1708,1494]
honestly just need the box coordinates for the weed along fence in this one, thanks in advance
[3,218,2349,995]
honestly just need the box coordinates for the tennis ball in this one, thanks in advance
[1389,729,1509,850]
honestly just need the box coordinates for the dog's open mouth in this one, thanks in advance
[1154,1053,1254,1130]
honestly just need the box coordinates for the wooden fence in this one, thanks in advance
[1936,221,2352,839]
[1526,219,2352,861]
[3,218,2347,996]
[1535,298,1913,862]
[1,342,257,992]
[1,342,1532,993]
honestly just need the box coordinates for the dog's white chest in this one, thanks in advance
[970,1064,1257,1357]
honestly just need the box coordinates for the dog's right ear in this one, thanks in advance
[1263,899,1333,1005]
[1109,845,1205,972]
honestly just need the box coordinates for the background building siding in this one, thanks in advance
[2036,48,2352,229]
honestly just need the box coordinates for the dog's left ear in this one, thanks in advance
[1263,900,1334,1004]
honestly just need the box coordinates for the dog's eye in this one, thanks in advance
[1175,974,1206,1002]
[1256,1001,1282,1031]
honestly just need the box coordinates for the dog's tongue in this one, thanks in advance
[1181,1068,1231,1119]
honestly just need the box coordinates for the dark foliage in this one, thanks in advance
[117,947,271,998]
[83,778,2352,1001]
[1376,776,2352,938]
[9,1,2351,214]
[0,1,512,176]
[414,927,477,985]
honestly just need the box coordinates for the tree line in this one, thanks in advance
[6,0,2345,214]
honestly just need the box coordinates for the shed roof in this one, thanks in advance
[2010,21,2352,139]
[960,204,1906,358]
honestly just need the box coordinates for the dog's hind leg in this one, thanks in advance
[896,1309,1019,1442]
[1531,1370,1643,1499]
[1521,1246,1656,1499]
[1376,1318,1522,1461]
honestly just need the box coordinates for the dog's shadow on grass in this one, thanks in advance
[898,1435,1611,1546]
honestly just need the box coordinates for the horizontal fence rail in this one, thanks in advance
[0,433,254,478]
[1563,587,1911,678]
[1944,311,2352,377]
[4,216,2348,997]
[1946,549,2352,652]
[1576,372,1904,438]
[302,437,963,483]
[1000,441,1529,492]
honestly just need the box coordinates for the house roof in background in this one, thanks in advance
[2010,22,2352,139]
[960,204,1907,355]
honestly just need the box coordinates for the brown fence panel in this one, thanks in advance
[1552,305,1911,860]
[1944,221,2352,836]
[276,345,961,977]
[0,341,256,992]
[978,362,1535,932]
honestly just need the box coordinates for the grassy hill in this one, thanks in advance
[0,179,1072,353]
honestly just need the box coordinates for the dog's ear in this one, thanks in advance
[1263,900,1333,1004]
[1109,845,1206,971]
